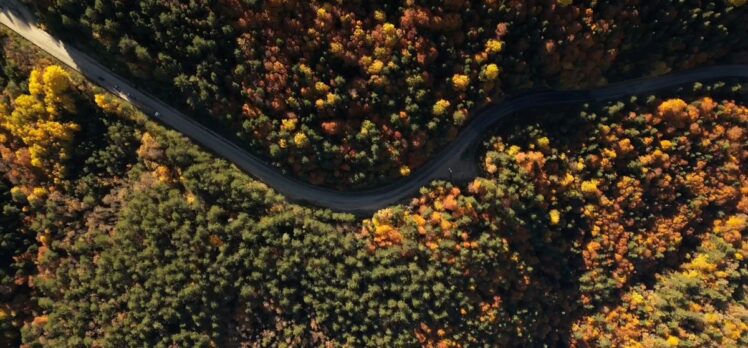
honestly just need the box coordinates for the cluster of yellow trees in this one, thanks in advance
[0,65,79,180]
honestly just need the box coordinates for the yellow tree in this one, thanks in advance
[0,65,80,179]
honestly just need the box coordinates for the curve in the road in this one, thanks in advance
[2,1,748,215]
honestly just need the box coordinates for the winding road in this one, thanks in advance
[2,0,748,215]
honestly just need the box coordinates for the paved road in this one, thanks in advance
[2,1,748,215]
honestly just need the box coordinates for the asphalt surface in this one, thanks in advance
[2,0,748,215]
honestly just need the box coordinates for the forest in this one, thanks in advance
[21,0,748,188]
[1,22,747,346]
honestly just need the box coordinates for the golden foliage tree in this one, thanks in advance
[0,65,79,179]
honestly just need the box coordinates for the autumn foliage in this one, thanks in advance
[25,0,748,187]
[2,13,748,347]
[1,65,79,180]
[360,95,748,345]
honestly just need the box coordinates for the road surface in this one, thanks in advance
[2,0,748,215]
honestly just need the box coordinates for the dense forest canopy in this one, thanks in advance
[23,0,748,187]
[1,24,747,346]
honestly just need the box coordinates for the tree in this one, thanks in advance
[0,65,79,178]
